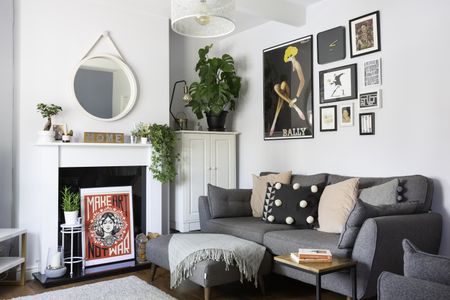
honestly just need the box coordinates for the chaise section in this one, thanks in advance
[263,229,352,258]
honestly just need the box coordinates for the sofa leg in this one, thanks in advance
[258,275,266,296]
[204,287,211,300]
[149,263,157,282]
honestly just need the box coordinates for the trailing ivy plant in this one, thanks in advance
[187,44,241,119]
[140,124,179,183]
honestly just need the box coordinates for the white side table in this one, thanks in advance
[60,224,84,277]
[0,228,27,285]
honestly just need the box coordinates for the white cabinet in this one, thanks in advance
[170,131,238,232]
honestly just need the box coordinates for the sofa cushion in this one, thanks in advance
[262,182,325,228]
[403,239,450,286]
[318,178,359,233]
[251,171,292,217]
[263,229,351,258]
[207,184,252,218]
[359,179,399,206]
[290,173,329,186]
[204,217,295,244]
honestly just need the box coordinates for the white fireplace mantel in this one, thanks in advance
[35,142,162,274]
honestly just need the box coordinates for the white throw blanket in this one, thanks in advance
[168,233,266,289]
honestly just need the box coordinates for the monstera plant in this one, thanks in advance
[187,44,241,131]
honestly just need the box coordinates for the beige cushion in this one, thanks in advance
[250,171,292,217]
[317,178,359,233]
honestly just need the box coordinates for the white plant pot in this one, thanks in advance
[62,135,71,143]
[64,211,79,225]
[37,130,55,143]
[140,137,148,144]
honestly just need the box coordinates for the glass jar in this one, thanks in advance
[135,233,148,263]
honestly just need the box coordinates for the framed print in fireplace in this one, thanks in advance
[319,64,357,104]
[359,112,375,135]
[320,105,337,132]
[317,26,346,65]
[81,186,135,267]
[349,11,381,58]
[263,35,314,140]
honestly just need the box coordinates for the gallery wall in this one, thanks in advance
[0,0,14,229]
[14,0,170,273]
[215,0,450,255]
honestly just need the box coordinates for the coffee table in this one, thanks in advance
[274,255,357,300]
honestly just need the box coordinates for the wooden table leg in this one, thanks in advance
[149,263,157,282]
[20,233,27,285]
[204,287,211,300]
[316,274,321,300]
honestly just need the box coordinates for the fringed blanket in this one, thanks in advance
[168,233,266,289]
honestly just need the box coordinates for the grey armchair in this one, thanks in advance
[378,239,450,300]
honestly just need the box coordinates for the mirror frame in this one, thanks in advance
[72,54,138,122]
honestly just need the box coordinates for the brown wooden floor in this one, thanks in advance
[0,268,346,300]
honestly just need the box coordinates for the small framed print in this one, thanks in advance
[317,26,346,65]
[349,11,381,58]
[319,64,357,103]
[53,124,65,140]
[320,105,337,132]
[340,103,354,127]
[363,58,382,87]
[359,91,381,110]
[359,112,375,135]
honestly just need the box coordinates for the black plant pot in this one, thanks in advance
[206,111,228,131]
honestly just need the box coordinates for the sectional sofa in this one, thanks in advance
[199,173,442,299]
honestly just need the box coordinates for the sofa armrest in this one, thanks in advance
[378,271,450,300]
[352,212,442,299]
[199,196,212,231]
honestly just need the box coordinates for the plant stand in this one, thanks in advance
[60,224,84,277]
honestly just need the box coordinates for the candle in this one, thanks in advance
[64,124,68,135]
[50,252,61,268]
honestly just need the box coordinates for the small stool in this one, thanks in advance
[147,234,271,300]
[60,223,84,277]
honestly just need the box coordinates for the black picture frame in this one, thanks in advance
[359,112,375,135]
[349,11,381,58]
[319,64,357,104]
[317,26,346,64]
[263,35,314,140]
[320,105,337,132]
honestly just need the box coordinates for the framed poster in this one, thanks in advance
[319,64,357,103]
[339,103,354,127]
[359,112,375,135]
[349,11,381,57]
[263,35,314,140]
[317,26,346,64]
[320,105,337,132]
[363,58,382,87]
[81,186,135,267]
[359,91,381,110]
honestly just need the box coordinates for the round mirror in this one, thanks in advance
[72,54,137,121]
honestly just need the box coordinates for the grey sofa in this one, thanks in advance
[199,173,443,299]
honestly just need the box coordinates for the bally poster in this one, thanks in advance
[263,35,314,140]
[80,186,135,267]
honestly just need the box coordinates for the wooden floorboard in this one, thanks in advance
[0,268,346,299]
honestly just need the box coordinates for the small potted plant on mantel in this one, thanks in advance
[187,44,242,131]
[61,186,80,225]
[132,122,151,144]
[36,103,62,143]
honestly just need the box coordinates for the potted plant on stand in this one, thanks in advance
[187,44,242,131]
[61,186,80,225]
[36,103,62,143]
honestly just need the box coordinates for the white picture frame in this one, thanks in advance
[359,90,382,110]
[363,58,382,87]
[339,103,354,127]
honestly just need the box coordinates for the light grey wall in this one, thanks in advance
[0,0,14,228]
[207,0,450,254]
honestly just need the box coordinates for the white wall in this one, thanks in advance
[215,0,450,255]
[0,0,14,229]
[15,0,170,272]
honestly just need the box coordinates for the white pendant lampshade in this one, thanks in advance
[171,0,236,38]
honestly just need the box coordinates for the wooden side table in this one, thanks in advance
[274,255,357,300]
[0,229,27,286]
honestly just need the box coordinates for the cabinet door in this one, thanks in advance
[210,134,236,188]
[184,134,211,222]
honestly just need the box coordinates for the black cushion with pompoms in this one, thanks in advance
[262,182,325,228]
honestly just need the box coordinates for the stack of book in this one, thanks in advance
[290,248,332,263]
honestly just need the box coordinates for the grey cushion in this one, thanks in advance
[260,172,328,186]
[207,184,252,218]
[359,179,399,206]
[338,199,418,249]
[327,174,432,212]
[403,239,450,286]
[263,229,351,258]
[204,216,294,244]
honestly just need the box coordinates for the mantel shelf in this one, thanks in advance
[35,142,151,147]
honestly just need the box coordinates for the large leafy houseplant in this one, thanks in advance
[187,44,241,130]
